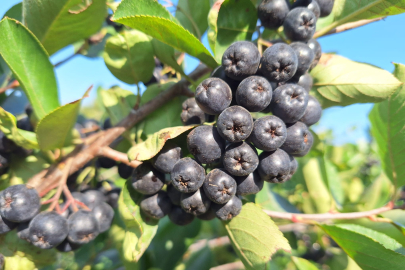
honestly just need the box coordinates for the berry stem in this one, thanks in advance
[48,158,73,211]
[0,80,19,94]
[99,146,142,168]
[314,17,385,38]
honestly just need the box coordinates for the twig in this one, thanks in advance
[0,80,19,94]
[314,17,385,38]
[264,201,397,222]
[27,64,211,194]
[99,146,142,168]
[210,261,244,270]
[47,158,73,211]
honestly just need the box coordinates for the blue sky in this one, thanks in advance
[1,1,405,145]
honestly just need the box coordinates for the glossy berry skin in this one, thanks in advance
[131,163,165,195]
[67,210,100,245]
[236,76,273,112]
[260,43,298,83]
[283,8,317,42]
[0,132,18,153]
[171,158,205,193]
[290,42,315,77]
[93,202,114,233]
[0,215,16,234]
[17,117,33,132]
[118,163,134,179]
[169,206,195,226]
[317,0,334,17]
[0,184,40,222]
[286,155,298,180]
[180,189,211,216]
[222,41,261,81]
[211,66,240,93]
[181,98,206,125]
[16,222,30,241]
[249,116,287,152]
[0,152,10,173]
[294,73,313,92]
[140,191,172,220]
[152,142,182,174]
[197,207,216,221]
[98,157,117,169]
[203,169,237,204]
[307,39,322,70]
[187,126,225,164]
[29,212,68,249]
[82,189,107,210]
[212,195,242,221]
[106,188,121,209]
[56,239,81,252]
[258,149,291,183]
[258,0,291,29]
[300,96,322,126]
[167,183,182,206]
[281,122,314,157]
[195,78,232,115]
[223,142,259,177]
[270,84,309,123]
[292,0,320,18]
[235,171,264,196]
[217,106,253,143]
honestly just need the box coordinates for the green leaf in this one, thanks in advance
[128,125,196,161]
[321,224,405,270]
[224,203,291,270]
[112,0,218,68]
[182,246,214,270]
[36,88,90,151]
[0,107,38,149]
[0,231,57,269]
[118,181,159,264]
[316,0,405,37]
[151,39,185,76]
[369,63,405,188]
[358,173,392,211]
[3,3,22,21]
[320,157,345,208]
[100,86,137,125]
[310,54,402,109]
[292,257,319,270]
[255,183,300,213]
[207,0,257,62]
[175,0,211,39]
[0,18,59,120]
[104,29,155,84]
[23,0,106,55]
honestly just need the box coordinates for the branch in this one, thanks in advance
[264,201,397,222]
[27,64,211,195]
[314,17,385,38]
[99,146,142,168]
[0,80,19,94]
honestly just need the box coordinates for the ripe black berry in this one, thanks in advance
[300,96,322,126]
[106,188,121,208]
[0,215,16,234]
[203,169,237,204]
[17,116,33,132]
[223,142,259,177]
[235,171,264,196]
[16,222,30,241]
[171,158,205,193]
[29,211,68,249]
[236,76,273,112]
[197,206,216,221]
[260,43,298,83]
[307,39,322,70]
[249,115,287,151]
[118,163,134,179]
[187,126,225,164]
[98,157,117,169]
[140,191,172,220]
[168,206,195,226]
[103,118,112,130]
[67,210,100,244]
[292,0,320,18]
[284,8,317,42]
[93,202,114,233]
[290,42,315,77]
[217,106,253,143]
[181,98,206,125]
[287,155,298,180]
[167,183,182,206]
[0,152,10,174]
[0,184,40,222]
[82,189,107,210]
[317,0,334,17]
[56,239,81,252]
[212,195,242,221]
[0,132,18,153]
[258,149,291,183]
[258,0,291,29]
[152,142,182,174]
[180,189,211,216]
[281,122,314,157]
[270,84,309,123]
[131,163,165,195]
[195,78,232,115]
[293,72,313,92]
[222,41,261,81]
[211,66,240,93]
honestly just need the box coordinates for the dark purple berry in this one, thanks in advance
[236,76,273,112]
[281,122,314,157]
[56,239,81,252]
[171,158,205,193]
[169,206,194,226]
[29,212,68,249]
[235,172,264,196]
[92,202,114,233]
[131,163,165,195]
[180,189,211,216]
[118,163,134,179]
[212,195,242,221]
[181,98,206,125]
[140,191,172,219]
[223,142,259,177]
[195,78,232,115]
[292,0,320,18]
[197,206,216,221]
[317,0,334,17]
[249,116,287,151]
[187,126,225,164]
[258,149,291,183]
[167,183,182,206]
[258,0,291,29]
[0,215,16,234]
[67,210,100,245]
[82,189,107,210]
[300,95,322,126]
[203,169,237,204]
[290,42,315,77]
[211,66,240,93]
[217,106,253,143]
[283,8,317,42]
[307,39,322,70]
[152,142,182,174]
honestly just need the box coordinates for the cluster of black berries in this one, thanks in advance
[0,184,116,252]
